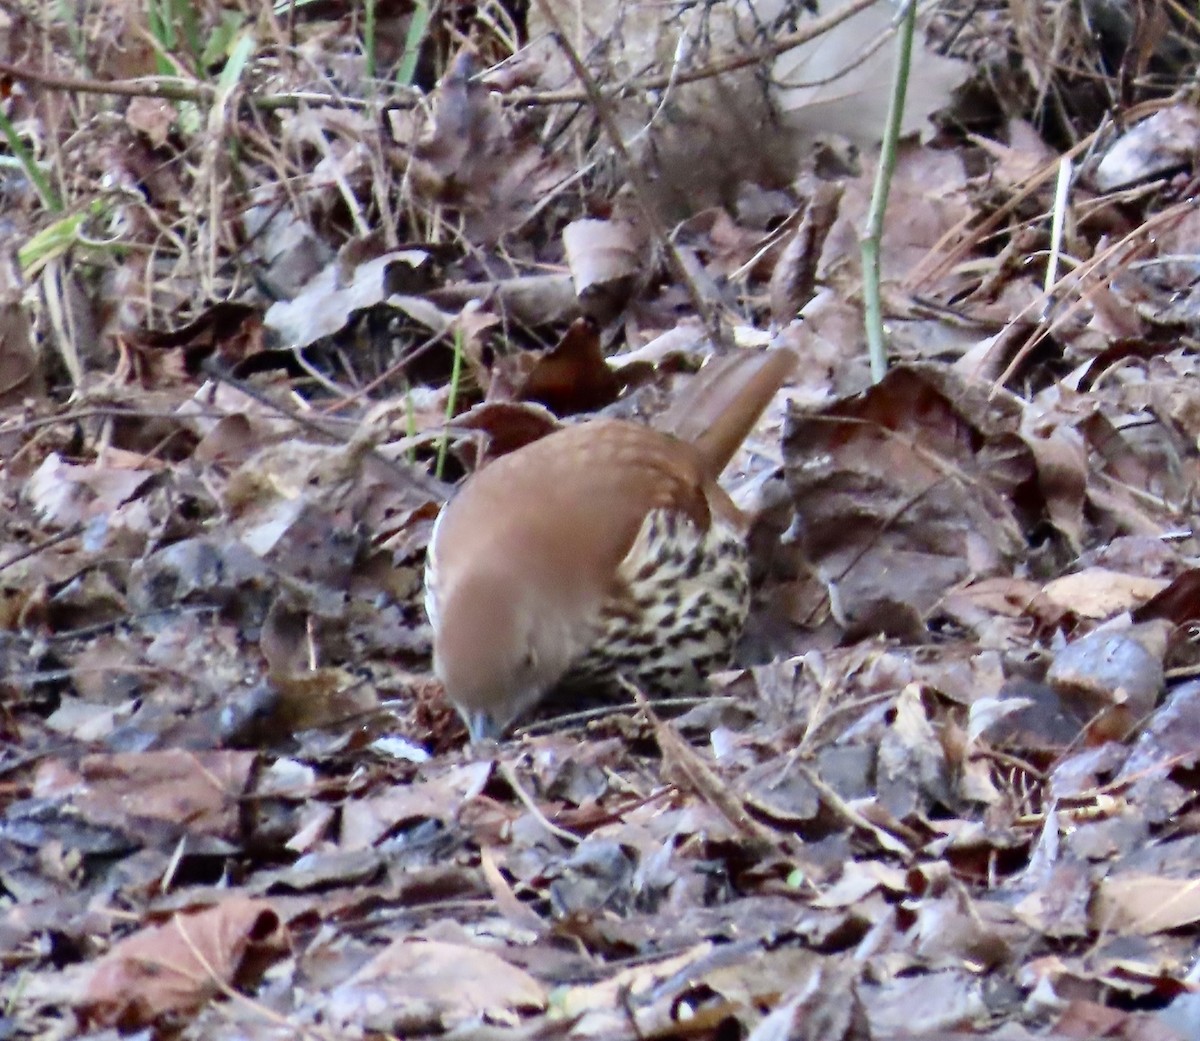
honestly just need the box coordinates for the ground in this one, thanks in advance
[3,1,1200,1039]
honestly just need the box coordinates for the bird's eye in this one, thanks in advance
[521,648,537,673]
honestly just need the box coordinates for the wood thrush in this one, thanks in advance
[425,347,795,740]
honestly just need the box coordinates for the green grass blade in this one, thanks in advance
[0,109,60,212]
[396,0,429,87]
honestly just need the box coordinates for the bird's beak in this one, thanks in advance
[464,708,501,743]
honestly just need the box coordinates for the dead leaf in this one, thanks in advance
[326,939,545,1030]
[1042,568,1167,619]
[563,217,644,321]
[78,898,285,1030]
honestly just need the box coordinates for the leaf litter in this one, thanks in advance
[3,2,1200,1040]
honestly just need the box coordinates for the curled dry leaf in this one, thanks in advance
[0,246,42,406]
[1093,104,1200,192]
[1018,395,1089,551]
[77,897,286,1030]
[562,217,645,321]
[492,316,623,415]
[263,250,432,349]
[768,183,843,326]
[1046,622,1166,741]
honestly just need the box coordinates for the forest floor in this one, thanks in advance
[3,1,1200,1039]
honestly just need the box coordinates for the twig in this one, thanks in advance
[516,695,737,736]
[510,0,881,107]
[0,524,83,575]
[795,764,914,859]
[1040,155,1074,321]
[197,358,451,501]
[0,0,879,118]
[529,0,726,349]
[861,0,917,383]
[0,60,212,102]
[498,760,581,845]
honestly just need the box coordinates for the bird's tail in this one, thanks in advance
[656,347,796,479]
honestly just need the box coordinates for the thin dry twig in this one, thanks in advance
[498,759,582,845]
[512,0,881,107]
[529,0,726,349]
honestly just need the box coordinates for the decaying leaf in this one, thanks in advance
[77,898,286,1030]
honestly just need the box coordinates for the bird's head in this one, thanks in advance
[430,573,577,741]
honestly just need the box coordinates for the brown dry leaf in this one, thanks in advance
[971,120,1058,193]
[125,301,263,379]
[338,768,487,849]
[265,667,379,734]
[1042,568,1168,619]
[1094,104,1200,191]
[240,194,333,299]
[938,574,1058,633]
[1120,679,1200,784]
[45,692,135,743]
[863,969,988,1036]
[221,440,374,584]
[263,250,432,349]
[557,944,711,1021]
[1092,874,1200,935]
[1056,999,1191,1041]
[1019,393,1089,551]
[442,400,561,472]
[412,48,505,187]
[563,943,843,1039]
[768,184,843,325]
[811,860,907,908]
[493,317,623,415]
[326,938,545,1030]
[0,247,43,406]
[784,364,1030,630]
[412,47,562,241]
[25,453,159,529]
[191,412,259,467]
[822,146,972,295]
[77,897,285,1030]
[479,845,547,934]
[877,685,954,819]
[697,946,830,1026]
[746,964,868,1041]
[609,321,707,370]
[1077,407,1192,537]
[910,889,1023,968]
[1046,622,1166,741]
[1134,568,1200,627]
[35,750,256,845]
[0,300,40,405]
[124,96,176,148]
[562,217,645,321]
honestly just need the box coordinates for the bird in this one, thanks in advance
[425,347,796,741]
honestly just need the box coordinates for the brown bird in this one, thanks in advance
[425,347,795,740]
